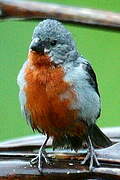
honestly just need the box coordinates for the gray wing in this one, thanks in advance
[82,61,100,97]
[79,57,101,119]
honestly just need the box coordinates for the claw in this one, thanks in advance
[81,136,100,171]
[30,156,39,165]
[30,135,50,173]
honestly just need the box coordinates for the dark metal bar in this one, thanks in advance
[0,0,120,29]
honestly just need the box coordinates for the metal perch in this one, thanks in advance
[0,0,120,29]
[0,127,120,179]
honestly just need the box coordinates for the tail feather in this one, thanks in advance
[52,135,84,151]
[52,124,112,151]
[89,124,113,148]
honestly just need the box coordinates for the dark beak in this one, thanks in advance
[29,38,44,54]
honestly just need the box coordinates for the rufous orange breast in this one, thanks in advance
[24,51,85,137]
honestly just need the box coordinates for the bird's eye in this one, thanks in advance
[50,40,57,46]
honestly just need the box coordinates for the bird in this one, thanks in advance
[17,19,112,172]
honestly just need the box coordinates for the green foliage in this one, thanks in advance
[0,0,120,141]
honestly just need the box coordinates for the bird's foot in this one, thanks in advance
[81,136,100,171]
[30,150,51,173]
[30,136,50,173]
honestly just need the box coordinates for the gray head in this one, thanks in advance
[29,19,78,65]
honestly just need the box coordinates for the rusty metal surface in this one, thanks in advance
[0,0,120,30]
[0,127,120,179]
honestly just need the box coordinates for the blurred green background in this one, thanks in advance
[0,0,120,141]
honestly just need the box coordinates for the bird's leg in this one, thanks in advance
[81,135,100,171]
[30,135,50,172]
